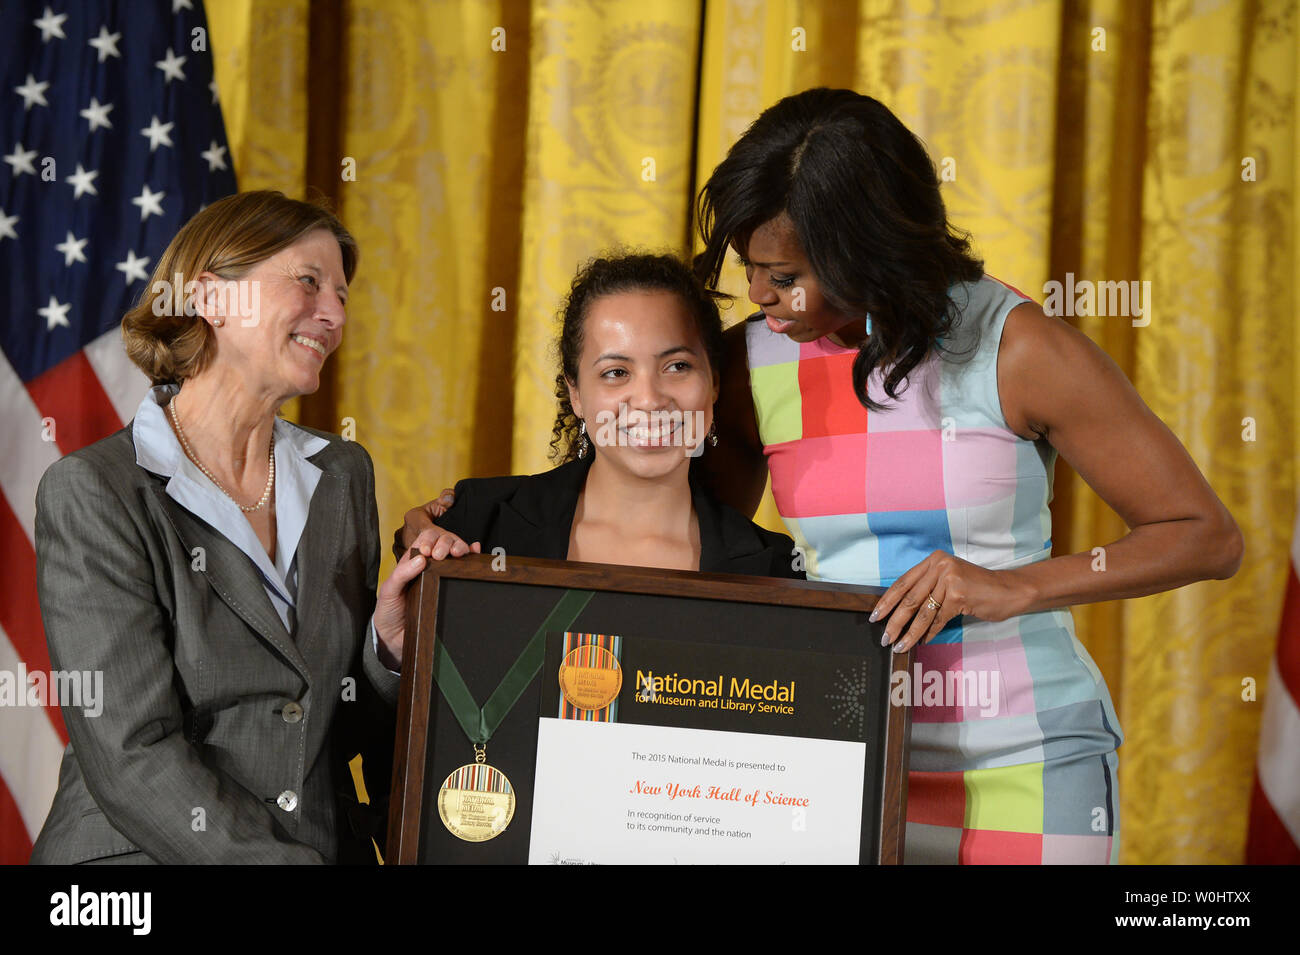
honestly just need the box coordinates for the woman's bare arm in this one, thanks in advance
[874,300,1245,651]
[997,300,1243,612]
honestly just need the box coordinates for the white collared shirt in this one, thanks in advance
[133,384,329,634]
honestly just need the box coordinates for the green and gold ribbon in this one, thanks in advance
[432,589,594,745]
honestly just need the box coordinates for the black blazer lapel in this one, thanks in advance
[149,485,311,682]
[494,457,590,560]
[693,477,791,576]
[494,502,565,560]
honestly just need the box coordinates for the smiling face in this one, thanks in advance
[739,212,867,347]
[566,289,719,483]
[195,228,348,401]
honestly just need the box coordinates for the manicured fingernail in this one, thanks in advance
[893,641,907,654]
[869,609,879,622]
[880,633,890,647]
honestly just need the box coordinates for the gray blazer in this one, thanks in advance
[29,424,400,864]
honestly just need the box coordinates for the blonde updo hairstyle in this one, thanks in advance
[122,190,359,385]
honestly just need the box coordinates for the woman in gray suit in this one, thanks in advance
[30,191,424,864]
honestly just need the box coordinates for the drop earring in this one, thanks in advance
[577,419,590,459]
[707,421,718,447]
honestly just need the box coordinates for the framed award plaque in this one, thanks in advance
[386,554,912,865]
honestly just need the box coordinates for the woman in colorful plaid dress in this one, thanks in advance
[692,88,1242,864]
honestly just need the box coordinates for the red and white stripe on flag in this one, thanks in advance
[1245,504,1300,864]
[0,331,147,863]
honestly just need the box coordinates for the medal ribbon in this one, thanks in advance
[431,589,594,745]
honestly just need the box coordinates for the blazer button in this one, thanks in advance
[282,701,304,723]
[277,790,299,812]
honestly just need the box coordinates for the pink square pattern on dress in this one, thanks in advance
[864,429,946,512]
[865,353,944,434]
[941,427,1019,508]
[907,642,965,723]
[765,435,868,518]
[989,640,1037,718]
[1041,833,1112,864]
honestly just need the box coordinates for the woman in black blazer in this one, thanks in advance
[427,452,798,578]
[397,253,801,582]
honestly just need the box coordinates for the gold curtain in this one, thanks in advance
[206,0,309,421]
[208,0,1297,864]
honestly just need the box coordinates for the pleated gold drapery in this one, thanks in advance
[207,0,1297,864]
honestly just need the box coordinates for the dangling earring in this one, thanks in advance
[707,421,718,447]
[577,419,590,459]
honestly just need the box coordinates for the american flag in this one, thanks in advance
[0,0,235,862]
[1245,502,1300,864]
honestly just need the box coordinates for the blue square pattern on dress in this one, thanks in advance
[866,508,965,645]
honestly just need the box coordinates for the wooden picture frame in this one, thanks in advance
[386,554,911,864]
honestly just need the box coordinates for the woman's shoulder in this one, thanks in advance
[951,273,1034,310]
[38,426,140,501]
[447,466,568,507]
[437,460,584,542]
[35,426,157,548]
[944,274,1035,348]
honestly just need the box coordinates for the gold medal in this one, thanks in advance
[437,748,516,842]
[558,644,622,711]
[427,591,596,847]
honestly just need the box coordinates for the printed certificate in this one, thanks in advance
[530,632,875,864]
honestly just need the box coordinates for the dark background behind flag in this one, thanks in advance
[0,0,234,862]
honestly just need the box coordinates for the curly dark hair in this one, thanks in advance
[549,252,726,464]
[694,87,984,412]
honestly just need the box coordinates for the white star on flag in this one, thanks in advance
[3,144,38,177]
[88,26,123,62]
[33,6,67,43]
[55,231,89,266]
[155,47,188,83]
[132,184,166,221]
[80,97,115,132]
[116,250,151,284]
[38,295,71,331]
[66,164,99,199]
[14,74,50,110]
[200,141,229,172]
[0,208,17,241]
[141,116,175,152]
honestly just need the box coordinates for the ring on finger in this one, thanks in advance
[925,593,941,612]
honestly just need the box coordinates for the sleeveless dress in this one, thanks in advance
[745,275,1123,864]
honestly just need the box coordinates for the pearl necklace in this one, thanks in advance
[168,396,275,513]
